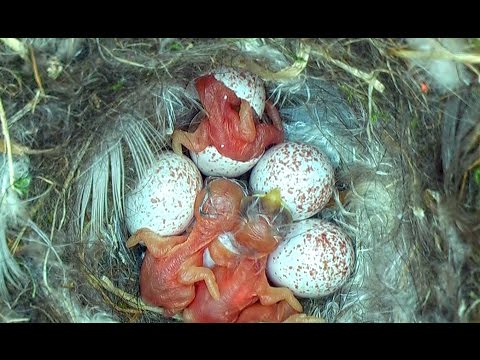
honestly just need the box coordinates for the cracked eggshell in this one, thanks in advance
[189,67,267,177]
[211,67,266,117]
[249,142,334,221]
[190,146,263,177]
[125,151,202,236]
[267,219,355,298]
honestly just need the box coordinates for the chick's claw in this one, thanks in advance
[171,120,210,155]
[237,300,300,323]
[127,228,187,257]
[132,179,245,315]
[265,100,283,131]
[256,279,303,313]
[178,263,220,300]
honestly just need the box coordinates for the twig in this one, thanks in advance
[0,138,60,156]
[1,316,30,323]
[30,47,45,96]
[309,42,385,93]
[390,48,480,64]
[0,66,23,93]
[30,305,56,323]
[8,90,43,126]
[11,182,55,262]
[459,157,480,201]
[62,135,93,192]
[0,97,14,187]
[96,40,155,69]
[91,275,183,321]
[234,42,311,81]
[464,298,480,320]
[0,38,28,61]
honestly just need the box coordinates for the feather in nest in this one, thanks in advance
[0,154,61,300]
[75,82,200,246]
[424,89,480,321]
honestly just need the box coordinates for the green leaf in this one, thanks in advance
[169,41,183,51]
[410,117,419,129]
[371,111,390,124]
[13,175,31,197]
[111,80,125,92]
[474,166,480,186]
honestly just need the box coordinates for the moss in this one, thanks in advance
[13,175,31,198]
[474,166,480,186]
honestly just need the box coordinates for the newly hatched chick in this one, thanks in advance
[183,189,320,323]
[172,70,284,163]
[126,178,245,317]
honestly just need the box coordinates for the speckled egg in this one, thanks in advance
[249,142,334,221]
[125,151,202,236]
[211,67,266,117]
[267,219,355,298]
[190,146,263,177]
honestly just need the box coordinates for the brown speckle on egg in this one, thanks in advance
[190,146,262,178]
[250,142,334,221]
[267,218,355,298]
[125,151,202,236]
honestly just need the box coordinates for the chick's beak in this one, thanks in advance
[260,188,283,215]
[260,188,292,223]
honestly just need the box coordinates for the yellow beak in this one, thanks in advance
[261,188,283,214]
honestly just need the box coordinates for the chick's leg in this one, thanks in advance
[255,272,303,312]
[178,256,220,300]
[171,120,211,155]
[265,100,283,131]
[126,228,187,258]
[237,300,300,323]
[234,99,257,143]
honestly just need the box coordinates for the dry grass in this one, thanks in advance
[0,38,479,323]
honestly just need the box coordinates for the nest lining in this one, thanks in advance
[0,38,479,323]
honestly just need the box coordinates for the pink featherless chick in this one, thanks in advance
[183,189,322,323]
[127,178,245,317]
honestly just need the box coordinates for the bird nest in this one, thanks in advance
[1,38,479,323]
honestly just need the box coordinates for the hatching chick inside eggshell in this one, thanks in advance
[188,67,267,177]
[267,219,355,298]
[249,142,334,221]
[125,151,202,236]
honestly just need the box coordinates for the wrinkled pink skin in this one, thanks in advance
[172,74,284,162]
[183,210,315,323]
[126,179,245,317]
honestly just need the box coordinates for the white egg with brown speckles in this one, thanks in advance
[267,219,355,298]
[190,146,263,177]
[125,151,202,236]
[249,142,334,221]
